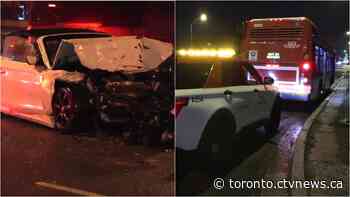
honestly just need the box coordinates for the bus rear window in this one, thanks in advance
[249,27,304,40]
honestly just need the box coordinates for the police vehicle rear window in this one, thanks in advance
[176,62,213,89]
[176,61,262,89]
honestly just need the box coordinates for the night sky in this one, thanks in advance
[176,1,349,55]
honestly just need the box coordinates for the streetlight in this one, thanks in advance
[346,31,350,36]
[200,13,207,22]
[190,13,207,47]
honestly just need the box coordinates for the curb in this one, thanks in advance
[289,90,336,196]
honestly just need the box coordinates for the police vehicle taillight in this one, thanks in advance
[173,98,189,117]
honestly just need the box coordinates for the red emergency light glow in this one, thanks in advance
[63,22,102,29]
[48,4,56,8]
[302,62,310,71]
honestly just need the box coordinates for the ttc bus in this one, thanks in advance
[241,17,335,101]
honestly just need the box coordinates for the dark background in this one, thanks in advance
[1,1,174,42]
[176,1,349,55]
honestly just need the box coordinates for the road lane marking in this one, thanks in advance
[35,181,104,196]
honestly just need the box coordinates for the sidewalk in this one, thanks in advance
[304,73,349,195]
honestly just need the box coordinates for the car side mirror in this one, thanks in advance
[24,43,40,65]
[263,76,274,85]
[25,55,39,65]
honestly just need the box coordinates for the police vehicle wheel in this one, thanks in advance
[265,95,281,136]
[198,110,235,170]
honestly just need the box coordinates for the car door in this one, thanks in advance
[0,56,15,112]
[1,35,26,112]
[243,62,271,122]
[220,61,270,129]
[226,62,261,129]
[1,35,46,115]
[205,61,257,130]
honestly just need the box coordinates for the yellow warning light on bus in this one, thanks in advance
[177,48,236,58]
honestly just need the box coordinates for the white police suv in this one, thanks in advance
[175,50,281,164]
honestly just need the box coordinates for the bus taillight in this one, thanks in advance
[302,77,308,84]
[302,62,310,71]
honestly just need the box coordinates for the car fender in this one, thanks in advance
[39,70,85,115]
[176,97,235,151]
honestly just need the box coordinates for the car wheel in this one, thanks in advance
[265,95,281,136]
[197,110,235,170]
[141,127,163,147]
[123,130,138,145]
[52,87,78,130]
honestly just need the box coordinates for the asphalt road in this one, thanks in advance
[1,115,174,196]
[2,78,338,196]
[176,98,326,196]
[1,100,325,196]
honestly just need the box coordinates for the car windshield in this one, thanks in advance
[43,33,110,66]
[176,61,262,89]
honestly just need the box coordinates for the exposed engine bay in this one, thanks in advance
[51,36,174,145]
[85,67,170,127]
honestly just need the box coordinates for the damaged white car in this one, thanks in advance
[0,28,173,139]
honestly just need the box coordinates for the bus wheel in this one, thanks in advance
[319,80,324,96]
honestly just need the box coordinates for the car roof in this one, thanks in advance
[6,28,108,38]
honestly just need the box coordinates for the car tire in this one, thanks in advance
[124,130,138,145]
[176,148,192,180]
[52,86,79,130]
[265,95,281,136]
[141,127,163,147]
[197,110,235,170]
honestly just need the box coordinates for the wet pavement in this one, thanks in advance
[1,115,174,196]
[304,73,349,196]
[176,100,324,196]
[2,76,346,196]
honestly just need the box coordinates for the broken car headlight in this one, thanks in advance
[86,78,97,92]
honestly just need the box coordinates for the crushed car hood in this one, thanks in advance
[53,36,173,73]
